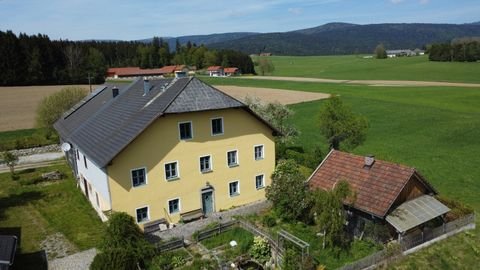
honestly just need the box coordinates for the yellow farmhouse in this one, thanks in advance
[55,77,278,230]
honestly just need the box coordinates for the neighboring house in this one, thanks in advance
[207,66,224,77]
[386,49,416,58]
[308,150,450,240]
[224,67,241,76]
[106,65,191,79]
[54,77,278,230]
[106,67,165,79]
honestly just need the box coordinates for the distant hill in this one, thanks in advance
[139,32,258,50]
[206,23,480,56]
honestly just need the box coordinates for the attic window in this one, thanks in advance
[179,121,192,140]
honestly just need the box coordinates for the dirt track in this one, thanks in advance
[243,76,480,88]
[0,85,93,131]
[215,85,330,105]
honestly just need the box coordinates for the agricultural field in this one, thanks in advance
[0,85,93,132]
[205,76,480,268]
[253,55,480,83]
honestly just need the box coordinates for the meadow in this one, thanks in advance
[255,55,480,83]
[204,76,480,268]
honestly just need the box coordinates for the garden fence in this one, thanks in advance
[195,220,238,242]
[155,236,185,253]
[339,213,475,270]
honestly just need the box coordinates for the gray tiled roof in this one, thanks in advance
[54,77,256,168]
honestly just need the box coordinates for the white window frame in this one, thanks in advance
[199,155,213,173]
[211,117,224,136]
[131,167,147,188]
[178,121,193,140]
[255,174,265,190]
[164,161,179,181]
[226,149,239,167]
[229,180,240,197]
[135,205,150,224]
[167,197,181,214]
[254,144,264,160]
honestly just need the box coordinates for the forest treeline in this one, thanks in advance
[0,30,255,86]
[429,38,480,62]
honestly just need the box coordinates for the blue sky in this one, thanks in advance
[0,0,479,40]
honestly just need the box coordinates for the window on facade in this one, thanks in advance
[95,192,100,206]
[211,118,223,135]
[255,174,265,189]
[83,155,88,168]
[227,150,238,167]
[136,206,149,223]
[168,198,180,214]
[131,168,146,187]
[179,122,192,140]
[76,149,80,160]
[229,181,240,197]
[165,162,178,180]
[200,156,212,172]
[254,145,264,160]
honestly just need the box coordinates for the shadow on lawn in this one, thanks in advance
[0,227,48,270]
[0,191,43,219]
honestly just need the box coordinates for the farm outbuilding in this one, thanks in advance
[308,150,450,240]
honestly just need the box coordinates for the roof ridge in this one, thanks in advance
[306,148,335,183]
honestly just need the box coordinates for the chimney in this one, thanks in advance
[364,155,375,168]
[112,86,119,98]
[143,77,151,96]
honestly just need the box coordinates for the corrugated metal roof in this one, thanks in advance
[386,195,450,233]
[54,77,261,168]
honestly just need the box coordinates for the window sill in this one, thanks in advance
[132,183,147,188]
[212,132,224,136]
[201,169,213,174]
[228,164,239,168]
[229,193,240,198]
[137,219,150,224]
[166,177,180,182]
[256,186,265,190]
[255,157,264,161]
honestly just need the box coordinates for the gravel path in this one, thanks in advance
[48,248,97,270]
[0,151,64,173]
[242,76,480,88]
[149,200,270,241]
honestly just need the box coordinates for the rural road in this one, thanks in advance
[242,76,480,88]
[0,152,64,173]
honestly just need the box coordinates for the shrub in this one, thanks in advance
[262,214,276,228]
[90,249,137,270]
[249,236,271,264]
[436,195,474,221]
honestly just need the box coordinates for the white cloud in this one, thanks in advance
[288,7,303,15]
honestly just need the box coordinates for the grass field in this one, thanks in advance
[204,77,480,268]
[255,55,480,83]
[0,162,104,268]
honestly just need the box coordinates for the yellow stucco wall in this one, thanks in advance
[107,107,275,226]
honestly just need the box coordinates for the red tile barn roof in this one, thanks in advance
[207,66,223,71]
[308,150,436,218]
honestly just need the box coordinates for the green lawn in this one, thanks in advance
[0,162,105,268]
[0,128,58,151]
[252,55,480,83]
[202,77,480,268]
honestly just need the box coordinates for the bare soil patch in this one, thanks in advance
[215,85,330,105]
[0,85,92,131]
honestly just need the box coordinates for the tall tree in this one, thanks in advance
[312,180,353,249]
[319,96,368,150]
[374,43,387,59]
[257,57,275,75]
[265,159,310,221]
[86,47,106,83]
[36,87,88,135]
